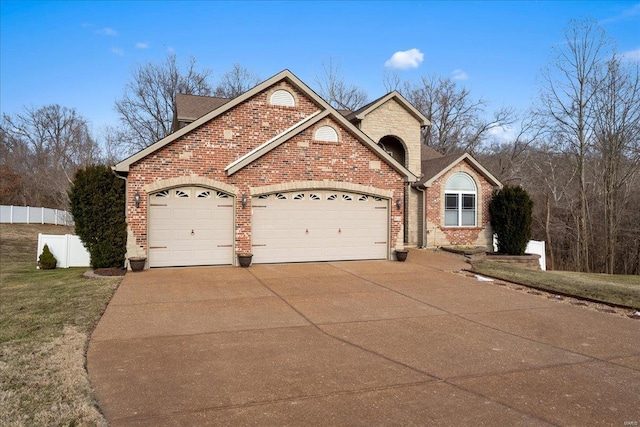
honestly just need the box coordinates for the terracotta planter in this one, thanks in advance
[129,257,146,272]
[238,254,253,268]
[395,250,408,262]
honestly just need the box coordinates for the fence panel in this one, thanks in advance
[37,234,90,268]
[1,205,74,226]
[526,240,546,270]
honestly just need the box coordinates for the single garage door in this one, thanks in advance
[252,190,388,263]
[148,187,233,267]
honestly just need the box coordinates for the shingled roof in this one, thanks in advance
[175,94,230,122]
[417,150,502,189]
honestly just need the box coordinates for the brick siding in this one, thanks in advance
[126,80,405,259]
[424,162,495,248]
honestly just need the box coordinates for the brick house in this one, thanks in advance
[113,70,501,268]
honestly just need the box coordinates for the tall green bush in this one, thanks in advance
[489,185,533,255]
[69,165,127,268]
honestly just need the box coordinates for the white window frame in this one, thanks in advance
[444,173,477,227]
[270,89,295,107]
[314,125,339,142]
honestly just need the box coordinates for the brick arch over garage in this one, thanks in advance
[250,180,394,199]
[144,176,239,196]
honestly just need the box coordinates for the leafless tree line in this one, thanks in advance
[379,19,639,274]
[480,20,640,275]
[0,105,102,209]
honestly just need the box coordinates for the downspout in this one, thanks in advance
[112,167,129,267]
[411,181,426,249]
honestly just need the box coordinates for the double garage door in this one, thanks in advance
[252,190,388,264]
[148,187,389,267]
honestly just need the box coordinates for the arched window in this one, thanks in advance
[270,89,295,107]
[314,125,338,142]
[445,173,477,227]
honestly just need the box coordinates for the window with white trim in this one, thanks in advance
[444,173,477,227]
[314,125,338,142]
[270,89,295,107]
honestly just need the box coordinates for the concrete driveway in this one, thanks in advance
[87,250,640,426]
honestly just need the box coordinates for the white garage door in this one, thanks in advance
[252,191,388,263]
[148,187,234,267]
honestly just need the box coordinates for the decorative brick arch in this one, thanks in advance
[144,176,239,196]
[250,180,394,199]
[379,135,407,168]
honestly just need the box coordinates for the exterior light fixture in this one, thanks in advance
[396,198,403,210]
[241,193,248,209]
[134,191,141,208]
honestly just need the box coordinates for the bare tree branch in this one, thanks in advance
[114,53,213,153]
[314,58,368,111]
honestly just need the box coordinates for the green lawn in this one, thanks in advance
[0,224,122,427]
[471,260,640,309]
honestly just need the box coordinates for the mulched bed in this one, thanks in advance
[93,268,127,276]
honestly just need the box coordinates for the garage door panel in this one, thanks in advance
[148,187,233,267]
[150,208,172,220]
[193,209,214,220]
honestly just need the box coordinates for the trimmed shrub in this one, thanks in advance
[69,165,127,268]
[38,244,57,269]
[489,185,533,256]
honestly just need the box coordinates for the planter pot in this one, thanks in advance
[395,250,408,262]
[238,254,253,268]
[129,257,146,272]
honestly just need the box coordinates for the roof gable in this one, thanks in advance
[114,70,418,181]
[419,153,502,188]
[225,110,326,175]
[347,91,430,126]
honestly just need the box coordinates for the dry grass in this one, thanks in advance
[471,260,640,309]
[0,224,122,426]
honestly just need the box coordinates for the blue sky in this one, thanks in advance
[1,1,639,136]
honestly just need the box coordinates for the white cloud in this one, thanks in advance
[621,47,640,62]
[384,48,424,69]
[135,42,149,49]
[111,47,124,56]
[451,69,469,80]
[97,27,118,36]
[488,124,516,143]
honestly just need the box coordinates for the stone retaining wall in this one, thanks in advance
[486,253,541,270]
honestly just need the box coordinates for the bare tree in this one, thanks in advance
[479,111,544,184]
[213,63,260,98]
[402,75,514,155]
[538,18,612,272]
[0,105,100,208]
[382,70,401,93]
[115,52,213,152]
[591,55,640,273]
[314,58,368,111]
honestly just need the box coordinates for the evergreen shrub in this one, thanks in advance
[69,165,127,268]
[38,244,57,269]
[489,185,533,255]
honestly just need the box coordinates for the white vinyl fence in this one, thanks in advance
[493,237,547,270]
[525,240,546,271]
[1,205,74,226]
[37,234,90,268]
